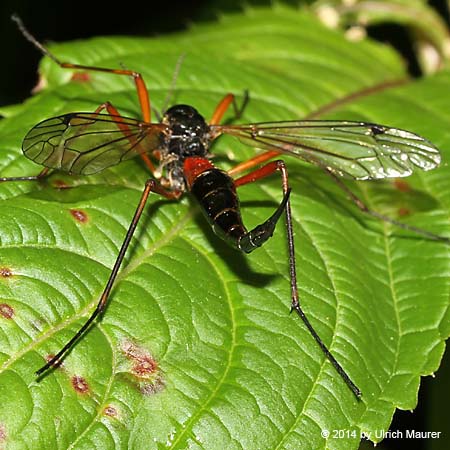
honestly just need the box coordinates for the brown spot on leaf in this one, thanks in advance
[70,209,88,223]
[394,179,411,192]
[398,207,411,217]
[103,405,118,418]
[71,375,90,394]
[122,341,159,378]
[0,267,13,278]
[0,304,14,320]
[133,358,158,377]
[121,341,164,395]
[53,179,71,189]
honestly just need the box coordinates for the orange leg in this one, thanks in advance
[210,94,235,125]
[15,15,152,122]
[227,150,281,177]
[231,159,362,398]
[209,91,249,125]
[14,16,154,170]
[57,62,151,123]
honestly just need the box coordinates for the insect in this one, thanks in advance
[3,16,448,400]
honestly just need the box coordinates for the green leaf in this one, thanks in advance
[0,6,449,449]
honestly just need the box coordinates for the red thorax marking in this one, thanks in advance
[183,157,215,189]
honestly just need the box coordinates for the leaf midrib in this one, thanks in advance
[166,237,236,449]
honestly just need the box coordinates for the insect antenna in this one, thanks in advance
[160,53,186,115]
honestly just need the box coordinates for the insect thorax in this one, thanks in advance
[160,104,212,191]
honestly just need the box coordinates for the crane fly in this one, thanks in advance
[4,16,448,400]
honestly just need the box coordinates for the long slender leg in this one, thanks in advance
[233,160,362,398]
[36,181,181,376]
[14,15,151,122]
[13,15,155,171]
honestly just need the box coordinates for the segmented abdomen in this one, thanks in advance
[189,167,247,245]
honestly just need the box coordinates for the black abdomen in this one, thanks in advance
[189,168,246,244]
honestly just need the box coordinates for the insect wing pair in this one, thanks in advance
[22,111,440,179]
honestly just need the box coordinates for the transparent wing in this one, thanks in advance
[22,113,167,175]
[213,120,441,180]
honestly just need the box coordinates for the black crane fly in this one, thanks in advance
[13,105,443,399]
[4,15,447,400]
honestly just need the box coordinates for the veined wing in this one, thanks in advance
[214,120,441,180]
[22,113,167,175]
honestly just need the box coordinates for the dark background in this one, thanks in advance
[0,0,210,106]
[0,1,449,449]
